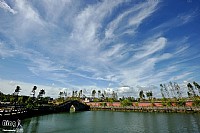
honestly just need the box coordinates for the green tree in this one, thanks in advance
[75,91,78,97]
[169,81,175,98]
[174,82,182,98]
[103,90,107,98]
[14,86,21,104]
[10,96,15,104]
[108,98,114,106]
[37,89,45,105]
[160,84,165,98]
[163,84,170,98]
[121,99,132,106]
[92,90,96,98]
[59,91,64,98]
[176,98,186,106]
[17,96,23,105]
[193,81,200,95]
[64,91,67,97]
[31,86,37,98]
[146,91,153,101]
[139,90,145,100]
[112,91,118,101]
[38,89,45,98]
[79,90,83,98]
[59,91,65,102]
[25,97,35,109]
[72,91,75,97]
[187,83,195,97]
[192,98,200,106]
[98,90,101,98]
[14,85,21,96]
[0,91,4,101]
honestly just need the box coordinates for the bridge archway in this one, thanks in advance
[70,105,75,112]
[57,100,90,112]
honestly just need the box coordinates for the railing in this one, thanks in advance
[0,109,27,117]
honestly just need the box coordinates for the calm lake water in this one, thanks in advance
[19,111,200,133]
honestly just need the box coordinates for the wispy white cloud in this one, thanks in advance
[102,43,125,59]
[128,1,159,26]
[15,0,44,25]
[71,0,124,45]
[40,0,72,22]
[171,72,193,81]
[0,0,17,14]
[0,42,15,58]
[134,37,167,59]
[105,1,159,39]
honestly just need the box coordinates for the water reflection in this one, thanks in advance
[21,111,200,133]
[23,116,40,133]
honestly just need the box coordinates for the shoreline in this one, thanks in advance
[1,102,199,124]
[90,106,200,113]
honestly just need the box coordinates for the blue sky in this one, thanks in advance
[0,0,200,98]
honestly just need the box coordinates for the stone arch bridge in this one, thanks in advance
[56,100,90,112]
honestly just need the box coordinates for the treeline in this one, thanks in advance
[158,81,200,106]
[58,89,119,103]
[160,81,200,99]
[1,81,200,107]
[0,85,50,109]
[83,81,200,107]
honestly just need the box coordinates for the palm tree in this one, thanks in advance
[63,91,67,98]
[163,84,170,98]
[38,89,45,98]
[79,90,83,98]
[169,81,176,98]
[146,91,153,101]
[14,86,21,105]
[37,89,45,105]
[187,83,195,97]
[31,86,37,98]
[174,82,182,98]
[139,90,145,100]
[160,84,165,98]
[92,90,96,98]
[146,91,150,101]
[98,90,101,98]
[193,81,200,95]
[112,91,117,100]
[59,91,64,98]
[103,90,107,98]
[14,85,21,96]
[75,91,78,97]
[72,91,75,97]
[59,91,64,103]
